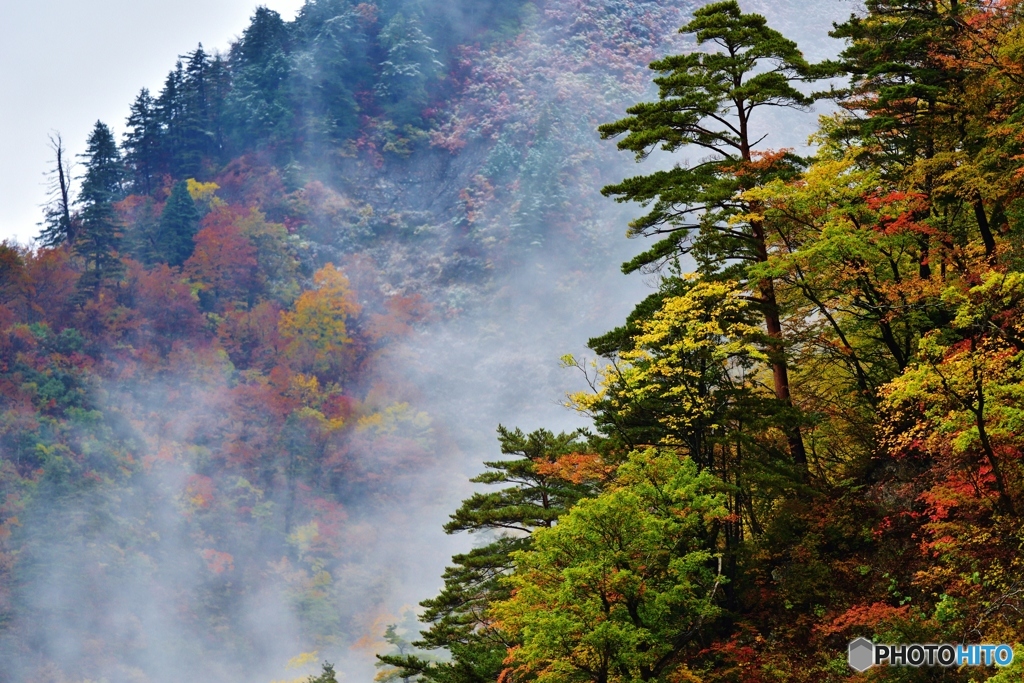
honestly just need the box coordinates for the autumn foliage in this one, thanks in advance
[15,0,1024,681]
[381,3,1024,683]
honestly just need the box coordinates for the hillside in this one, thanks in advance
[0,1,690,682]
[7,0,1024,683]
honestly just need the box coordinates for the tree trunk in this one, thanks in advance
[974,195,996,258]
[751,217,807,469]
[54,138,74,243]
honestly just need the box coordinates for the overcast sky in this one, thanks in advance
[0,0,305,244]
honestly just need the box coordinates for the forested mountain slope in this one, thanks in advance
[8,0,1024,682]
[382,2,1024,683]
[0,1,692,682]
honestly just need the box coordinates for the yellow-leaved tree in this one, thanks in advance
[563,277,770,472]
[279,263,361,379]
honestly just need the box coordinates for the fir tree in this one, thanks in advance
[204,53,232,162]
[123,89,163,195]
[375,12,442,127]
[177,44,215,177]
[153,49,221,179]
[831,0,997,261]
[156,180,201,266]
[292,0,364,145]
[183,44,210,123]
[234,6,290,66]
[306,662,338,683]
[75,121,125,295]
[122,196,161,265]
[228,7,294,145]
[156,62,185,168]
[830,0,960,175]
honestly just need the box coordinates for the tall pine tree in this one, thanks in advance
[178,44,214,177]
[292,0,365,146]
[598,1,832,470]
[375,12,442,127]
[75,121,125,295]
[123,89,163,195]
[156,62,186,177]
[378,427,595,683]
[830,0,1001,263]
[156,180,201,267]
[228,7,294,146]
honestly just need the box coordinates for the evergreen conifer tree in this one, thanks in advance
[292,0,364,145]
[123,89,164,195]
[204,53,232,161]
[830,0,961,175]
[234,6,290,66]
[156,62,186,177]
[75,122,125,295]
[156,180,201,266]
[830,0,997,261]
[306,662,338,683]
[228,7,294,145]
[598,1,832,469]
[177,44,214,177]
[378,427,594,683]
[375,12,442,126]
[183,44,210,123]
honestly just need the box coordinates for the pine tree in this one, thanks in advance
[75,121,125,295]
[183,44,210,123]
[378,427,594,683]
[204,53,232,161]
[292,0,364,145]
[598,1,832,469]
[830,0,962,173]
[234,6,290,66]
[306,662,338,683]
[228,7,294,146]
[156,62,186,176]
[178,44,213,177]
[375,12,442,127]
[156,180,201,266]
[831,0,999,261]
[123,89,163,195]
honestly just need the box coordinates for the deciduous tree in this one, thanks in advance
[278,263,360,378]
[494,450,728,683]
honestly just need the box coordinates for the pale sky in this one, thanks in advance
[0,0,306,244]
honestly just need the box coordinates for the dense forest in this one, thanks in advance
[379,1,1024,682]
[0,1,690,681]
[3,0,1024,682]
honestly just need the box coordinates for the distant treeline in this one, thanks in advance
[117,0,529,186]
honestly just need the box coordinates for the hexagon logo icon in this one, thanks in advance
[848,637,875,672]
